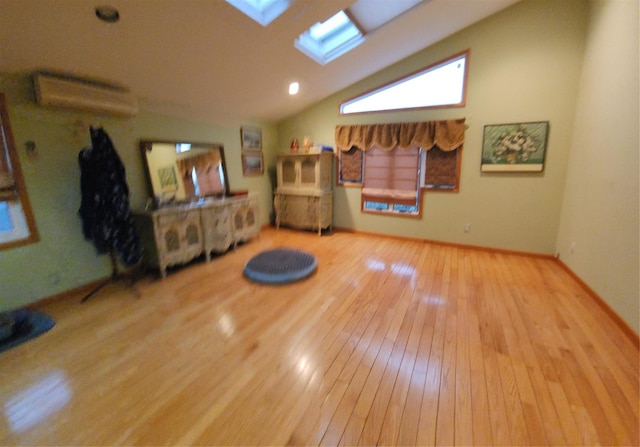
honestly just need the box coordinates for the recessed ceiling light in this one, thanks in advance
[289,82,299,95]
[95,5,120,23]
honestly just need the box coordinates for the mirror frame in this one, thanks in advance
[139,139,231,206]
[0,93,39,250]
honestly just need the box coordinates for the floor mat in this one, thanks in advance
[0,309,55,354]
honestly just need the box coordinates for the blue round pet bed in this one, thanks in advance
[243,248,317,284]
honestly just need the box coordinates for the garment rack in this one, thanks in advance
[81,249,140,303]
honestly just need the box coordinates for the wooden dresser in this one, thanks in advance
[274,152,333,235]
[134,195,259,277]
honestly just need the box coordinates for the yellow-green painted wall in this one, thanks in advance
[556,0,639,332]
[276,0,588,255]
[0,73,276,311]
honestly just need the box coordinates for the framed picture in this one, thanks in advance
[241,126,262,152]
[158,165,178,191]
[242,152,264,176]
[481,121,549,172]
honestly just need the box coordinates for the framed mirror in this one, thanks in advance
[0,93,39,249]
[140,140,231,206]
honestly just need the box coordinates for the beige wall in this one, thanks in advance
[556,0,639,332]
[276,0,588,255]
[0,73,275,310]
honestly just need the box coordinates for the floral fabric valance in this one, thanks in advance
[335,118,465,152]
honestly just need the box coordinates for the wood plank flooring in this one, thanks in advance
[0,228,638,446]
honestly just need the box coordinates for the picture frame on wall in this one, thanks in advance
[158,165,178,191]
[241,126,262,152]
[481,121,549,172]
[242,152,264,176]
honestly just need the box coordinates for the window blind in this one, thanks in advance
[362,146,420,206]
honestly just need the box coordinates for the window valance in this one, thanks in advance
[176,151,221,177]
[335,118,465,152]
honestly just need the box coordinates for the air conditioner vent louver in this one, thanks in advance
[33,72,138,117]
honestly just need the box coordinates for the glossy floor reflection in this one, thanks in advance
[0,228,637,446]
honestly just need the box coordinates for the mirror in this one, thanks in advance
[0,93,39,249]
[140,140,231,206]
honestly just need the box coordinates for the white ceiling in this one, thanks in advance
[0,0,519,126]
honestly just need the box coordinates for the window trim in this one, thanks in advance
[0,93,39,250]
[338,49,469,115]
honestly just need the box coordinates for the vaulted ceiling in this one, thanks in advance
[0,0,519,126]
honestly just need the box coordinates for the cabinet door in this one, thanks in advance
[157,210,203,267]
[281,159,297,188]
[299,157,317,189]
[202,205,233,254]
[231,202,259,242]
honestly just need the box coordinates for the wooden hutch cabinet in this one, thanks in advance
[274,152,333,235]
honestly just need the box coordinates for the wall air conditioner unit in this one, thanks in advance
[33,72,138,117]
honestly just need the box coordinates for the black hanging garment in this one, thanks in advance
[78,127,141,266]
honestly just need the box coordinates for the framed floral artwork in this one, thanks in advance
[481,121,549,172]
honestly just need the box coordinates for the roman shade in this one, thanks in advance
[362,147,420,205]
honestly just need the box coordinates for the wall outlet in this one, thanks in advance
[464,223,471,233]
[570,242,576,254]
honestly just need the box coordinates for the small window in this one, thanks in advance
[420,147,462,191]
[0,201,14,232]
[337,147,363,185]
[0,93,39,249]
[340,50,469,114]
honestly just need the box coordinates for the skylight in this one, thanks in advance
[348,0,425,33]
[295,0,427,65]
[295,10,364,65]
[340,51,468,114]
[225,0,291,26]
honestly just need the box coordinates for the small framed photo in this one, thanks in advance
[241,126,262,152]
[481,121,549,172]
[242,152,264,176]
[158,165,178,191]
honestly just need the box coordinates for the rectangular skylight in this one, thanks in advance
[294,0,426,65]
[295,10,365,65]
[225,0,291,26]
[348,0,426,33]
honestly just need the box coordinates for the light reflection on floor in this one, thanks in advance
[216,311,236,339]
[4,370,71,433]
[365,259,417,277]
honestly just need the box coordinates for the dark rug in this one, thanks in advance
[0,309,56,354]
[243,248,317,284]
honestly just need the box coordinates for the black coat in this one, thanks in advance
[78,127,141,266]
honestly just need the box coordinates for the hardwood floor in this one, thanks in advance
[0,228,638,446]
